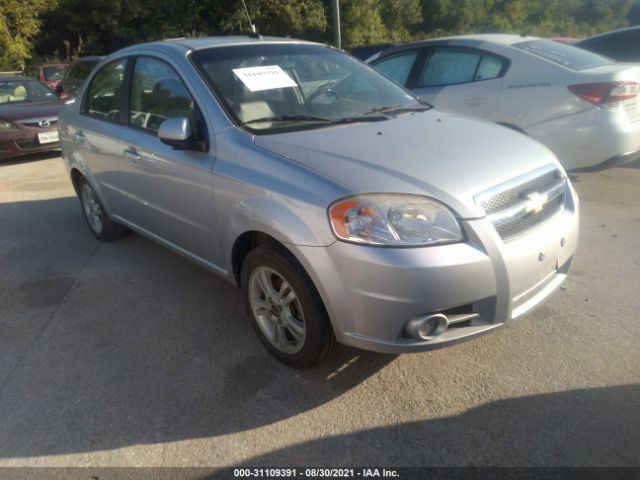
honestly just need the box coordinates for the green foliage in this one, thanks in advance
[340,0,389,47]
[0,0,56,69]
[1,0,637,67]
[220,0,327,38]
[419,0,636,38]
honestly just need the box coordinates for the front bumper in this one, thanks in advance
[290,186,579,354]
[0,126,60,160]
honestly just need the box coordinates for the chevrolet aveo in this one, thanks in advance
[59,37,579,368]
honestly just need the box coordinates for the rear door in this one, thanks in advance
[76,54,217,262]
[75,57,138,218]
[412,47,507,118]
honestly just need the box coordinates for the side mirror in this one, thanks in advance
[158,117,192,150]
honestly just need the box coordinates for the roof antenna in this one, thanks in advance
[241,0,260,37]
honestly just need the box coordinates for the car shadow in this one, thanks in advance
[621,158,640,169]
[0,196,396,458]
[0,150,61,167]
[204,384,640,469]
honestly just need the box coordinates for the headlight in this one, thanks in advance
[0,120,16,130]
[329,194,463,246]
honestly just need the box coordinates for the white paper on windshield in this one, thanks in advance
[232,65,297,92]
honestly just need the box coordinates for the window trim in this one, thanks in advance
[80,54,209,152]
[370,50,421,88]
[80,58,130,125]
[414,46,511,89]
[124,55,209,151]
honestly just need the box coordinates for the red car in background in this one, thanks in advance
[24,63,69,93]
[0,77,64,159]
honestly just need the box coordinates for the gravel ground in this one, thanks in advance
[0,152,638,468]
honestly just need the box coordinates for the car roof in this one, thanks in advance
[578,25,640,43]
[117,35,322,54]
[0,76,41,82]
[33,63,69,67]
[70,56,104,64]
[371,34,542,60]
[427,33,539,45]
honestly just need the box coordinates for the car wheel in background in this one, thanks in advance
[241,243,336,368]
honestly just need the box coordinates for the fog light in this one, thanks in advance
[406,313,449,341]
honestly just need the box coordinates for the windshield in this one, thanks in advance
[513,39,613,70]
[191,44,424,133]
[0,80,57,104]
[44,66,66,81]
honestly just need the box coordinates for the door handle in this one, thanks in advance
[124,149,142,163]
[465,97,487,107]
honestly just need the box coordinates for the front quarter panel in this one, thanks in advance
[212,128,352,273]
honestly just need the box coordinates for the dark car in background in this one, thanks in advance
[0,77,64,159]
[575,26,640,62]
[349,43,398,61]
[24,63,68,92]
[56,56,103,99]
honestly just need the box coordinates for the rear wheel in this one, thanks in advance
[78,177,128,241]
[241,243,336,368]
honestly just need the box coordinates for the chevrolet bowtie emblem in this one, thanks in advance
[524,191,548,213]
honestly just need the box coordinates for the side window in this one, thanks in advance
[25,68,39,80]
[420,49,481,87]
[75,61,97,80]
[475,55,506,81]
[373,52,418,86]
[85,59,126,121]
[129,57,196,134]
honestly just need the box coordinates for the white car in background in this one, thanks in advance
[367,34,640,170]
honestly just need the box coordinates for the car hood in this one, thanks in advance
[0,101,64,121]
[252,110,561,219]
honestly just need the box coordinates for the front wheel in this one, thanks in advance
[78,177,128,241]
[241,244,336,368]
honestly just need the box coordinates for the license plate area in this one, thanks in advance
[504,234,564,302]
[37,131,59,144]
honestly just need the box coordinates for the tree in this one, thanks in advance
[0,0,55,69]
[220,0,327,39]
[630,0,640,24]
[340,0,388,48]
[380,0,423,41]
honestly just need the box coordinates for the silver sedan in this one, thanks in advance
[59,36,579,367]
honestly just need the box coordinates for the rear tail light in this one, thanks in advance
[568,81,639,105]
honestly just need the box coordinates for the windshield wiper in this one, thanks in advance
[330,114,389,124]
[242,114,332,126]
[365,104,433,115]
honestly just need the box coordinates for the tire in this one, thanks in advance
[241,243,337,368]
[78,177,128,241]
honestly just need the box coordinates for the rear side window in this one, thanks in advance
[475,55,504,80]
[129,57,196,134]
[420,49,481,87]
[85,59,126,121]
[514,39,613,70]
[372,51,418,86]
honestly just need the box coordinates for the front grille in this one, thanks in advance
[16,139,41,150]
[17,118,58,128]
[475,165,567,241]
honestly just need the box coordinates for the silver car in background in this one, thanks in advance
[368,34,640,171]
[59,37,579,367]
